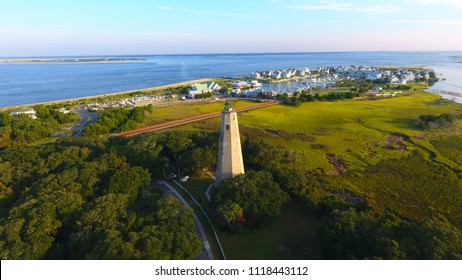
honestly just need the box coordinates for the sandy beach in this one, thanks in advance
[438,93,462,105]
[0,57,146,64]
[0,78,212,111]
[375,65,431,70]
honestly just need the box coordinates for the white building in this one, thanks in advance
[390,77,400,84]
[10,108,37,119]
[283,71,292,79]
[187,82,221,98]
[272,71,282,79]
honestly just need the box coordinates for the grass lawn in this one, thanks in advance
[140,99,258,127]
[180,92,462,172]
[181,176,214,207]
[218,202,322,260]
[431,135,462,166]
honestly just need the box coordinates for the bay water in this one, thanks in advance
[1,51,461,107]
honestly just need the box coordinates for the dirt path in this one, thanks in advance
[114,101,278,137]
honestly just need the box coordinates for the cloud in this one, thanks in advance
[392,18,462,25]
[282,1,402,14]
[407,0,462,9]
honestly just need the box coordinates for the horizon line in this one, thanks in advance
[2,49,462,59]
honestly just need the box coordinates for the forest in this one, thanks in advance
[2,128,461,259]
[0,106,79,148]
[0,136,202,259]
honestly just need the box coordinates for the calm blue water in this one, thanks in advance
[1,51,461,107]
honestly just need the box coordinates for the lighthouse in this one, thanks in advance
[216,101,245,183]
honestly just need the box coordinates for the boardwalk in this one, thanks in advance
[114,101,277,137]
[428,89,462,97]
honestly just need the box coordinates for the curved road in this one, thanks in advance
[156,180,214,260]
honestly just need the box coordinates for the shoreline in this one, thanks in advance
[0,65,457,111]
[437,93,462,105]
[0,78,212,111]
[375,65,431,70]
[0,58,146,64]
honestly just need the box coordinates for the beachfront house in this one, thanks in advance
[187,82,221,98]
[390,77,400,84]
[59,107,71,114]
[366,72,382,81]
[272,71,282,79]
[10,108,37,119]
[403,72,416,82]
[283,71,292,79]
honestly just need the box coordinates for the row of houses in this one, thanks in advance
[322,65,431,85]
[255,65,432,86]
[253,68,310,79]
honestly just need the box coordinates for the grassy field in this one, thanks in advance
[177,92,462,173]
[140,99,258,127]
[181,176,214,207]
[154,90,462,259]
[218,202,322,259]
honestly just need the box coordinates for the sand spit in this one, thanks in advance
[0,78,212,111]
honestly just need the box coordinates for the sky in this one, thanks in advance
[1,0,462,56]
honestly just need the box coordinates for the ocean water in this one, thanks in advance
[1,51,461,107]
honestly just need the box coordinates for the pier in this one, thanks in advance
[427,89,462,97]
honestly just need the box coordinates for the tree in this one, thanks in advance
[216,201,245,229]
[401,215,462,259]
[163,132,193,164]
[153,197,203,259]
[107,166,151,200]
[272,167,310,196]
[0,190,84,259]
[212,170,290,227]
[0,135,203,260]
[68,193,136,259]
[316,208,406,260]
[242,137,283,170]
[179,147,215,176]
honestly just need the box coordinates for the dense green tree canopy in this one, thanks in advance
[317,208,462,260]
[212,170,290,227]
[0,136,202,260]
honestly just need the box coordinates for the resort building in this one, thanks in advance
[10,108,37,119]
[187,82,221,98]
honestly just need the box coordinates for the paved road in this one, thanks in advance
[156,180,214,260]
